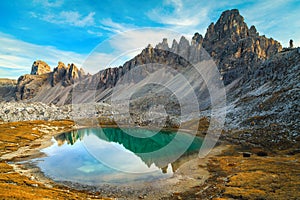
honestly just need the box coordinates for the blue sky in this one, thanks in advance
[0,0,299,78]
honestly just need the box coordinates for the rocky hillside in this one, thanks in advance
[222,47,300,149]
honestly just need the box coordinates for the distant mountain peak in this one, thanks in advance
[204,9,249,43]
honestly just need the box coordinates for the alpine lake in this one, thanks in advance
[29,127,203,186]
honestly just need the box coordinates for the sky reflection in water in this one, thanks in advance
[34,127,203,185]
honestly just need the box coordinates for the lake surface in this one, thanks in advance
[33,127,203,185]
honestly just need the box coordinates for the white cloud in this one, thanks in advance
[98,18,136,33]
[87,30,103,37]
[147,0,209,28]
[109,28,181,53]
[42,11,95,27]
[83,52,118,74]
[33,0,64,8]
[0,32,86,78]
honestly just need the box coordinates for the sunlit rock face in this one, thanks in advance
[202,9,282,85]
[51,62,85,87]
[30,60,51,75]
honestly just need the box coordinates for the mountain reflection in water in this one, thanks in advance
[55,127,202,173]
[31,127,204,185]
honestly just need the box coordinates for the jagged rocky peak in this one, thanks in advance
[52,61,85,86]
[178,36,190,47]
[203,9,282,56]
[155,38,169,50]
[177,36,190,58]
[171,39,179,53]
[204,9,249,43]
[67,63,82,80]
[30,60,51,75]
[200,9,282,84]
[52,61,67,86]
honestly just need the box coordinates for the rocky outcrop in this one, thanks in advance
[30,60,51,75]
[51,62,85,86]
[15,61,86,102]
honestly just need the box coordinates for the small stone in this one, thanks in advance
[243,152,251,157]
[31,184,38,187]
[256,151,268,156]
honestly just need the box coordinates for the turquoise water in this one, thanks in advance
[34,127,203,185]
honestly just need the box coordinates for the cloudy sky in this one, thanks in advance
[0,0,299,78]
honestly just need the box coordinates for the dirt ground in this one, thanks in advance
[0,120,299,199]
[163,145,300,200]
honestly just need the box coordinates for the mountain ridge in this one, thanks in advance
[2,9,283,104]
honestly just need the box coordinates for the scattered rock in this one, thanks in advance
[242,152,251,157]
[0,102,112,122]
[256,151,268,157]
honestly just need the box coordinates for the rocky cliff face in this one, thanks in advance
[221,47,300,149]
[16,73,50,100]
